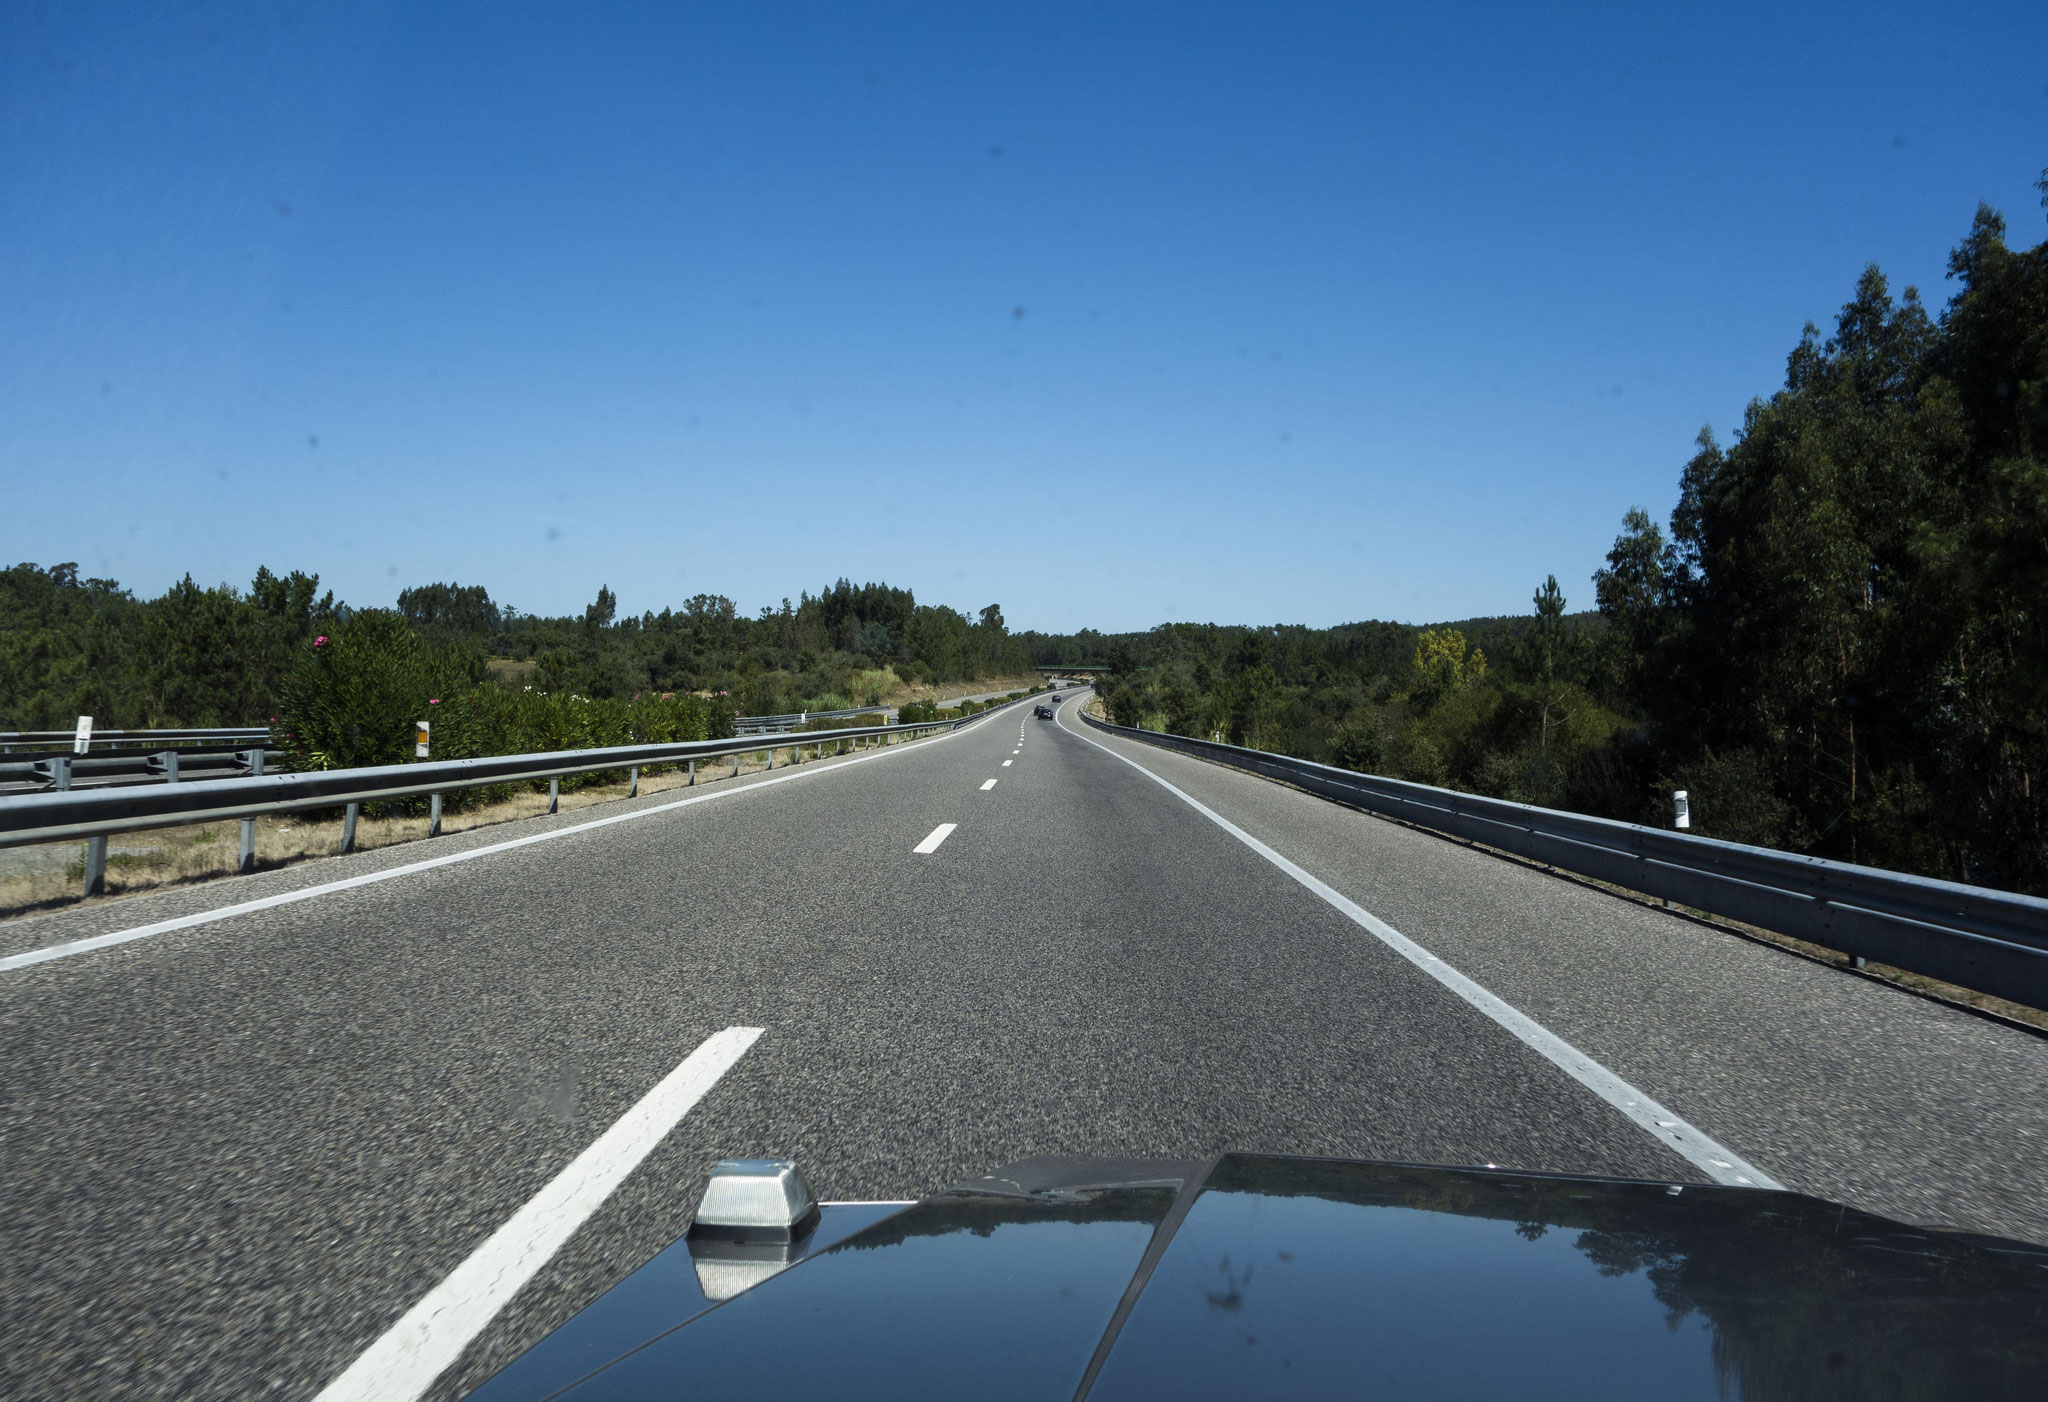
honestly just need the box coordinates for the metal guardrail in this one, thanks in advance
[0,727,270,755]
[0,747,280,797]
[1081,712,2048,1010]
[733,694,1028,734]
[730,706,886,736]
[0,697,1031,895]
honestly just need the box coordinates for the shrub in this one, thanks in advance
[283,627,733,812]
[1329,707,1389,773]
[897,700,941,724]
[279,610,470,771]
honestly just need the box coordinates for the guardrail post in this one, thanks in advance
[238,748,264,872]
[688,758,696,787]
[548,777,560,814]
[629,765,639,798]
[429,792,442,837]
[83,835,107,896]
[342,802,359,853]
[149,749,181,783]
[39,754,73,791]
[731,753,739,778]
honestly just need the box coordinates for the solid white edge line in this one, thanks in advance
[980,779,998,791]
[913,822,958,854]
[312,1026,763,1402]
[1056,703,1783,1191]
[3,708,1017,975]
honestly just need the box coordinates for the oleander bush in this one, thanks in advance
[282,612,733,810]
[277,609,477,772]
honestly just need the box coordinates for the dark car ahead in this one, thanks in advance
[1034,704,1054,718]
[473,1151,2048,1401]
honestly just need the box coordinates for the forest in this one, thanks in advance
[1038,195,2047,895]
[0,568,1035,774]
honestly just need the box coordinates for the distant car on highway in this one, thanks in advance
[1033,704,1054,719]
[1049,693,1062,701]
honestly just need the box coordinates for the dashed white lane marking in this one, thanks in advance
[913,823,958,854]
[1002,760,1013,767]
[1057,709,1782,1192]
[980,779,998,791]
[3,705,1026,975]
[312,1026,763,1402]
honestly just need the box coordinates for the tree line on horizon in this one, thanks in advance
[1039,192,2047,895]
[0,567,1037,731]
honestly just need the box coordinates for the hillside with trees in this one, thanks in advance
[1050,190,2047,894]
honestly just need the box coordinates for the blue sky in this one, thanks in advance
[3,2,2044,633]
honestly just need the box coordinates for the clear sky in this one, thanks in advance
[3,2,2043,634]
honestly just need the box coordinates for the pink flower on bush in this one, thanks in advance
[428,698,441,705]
[314,636,328,647]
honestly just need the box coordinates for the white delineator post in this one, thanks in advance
[1664,791,1691,908]
[418,721,440,837]
[74,717,104,894]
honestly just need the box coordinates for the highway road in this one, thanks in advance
[2,690,2044,1400]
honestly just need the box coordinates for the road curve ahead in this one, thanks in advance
[2,691,2044,1401]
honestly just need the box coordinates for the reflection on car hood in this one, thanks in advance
[474,1153,2048,1401]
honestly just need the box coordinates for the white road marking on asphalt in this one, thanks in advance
[311,1026,762,1402]
[1058,710,1783,1192]
[1001,760,1013,767]
[2,705,1026,975]
[914,823,958,854]
[980,779,998,791]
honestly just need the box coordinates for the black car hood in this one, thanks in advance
[472,1153,2048,1401]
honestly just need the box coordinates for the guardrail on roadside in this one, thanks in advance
[730,705,886,735]
[0,727,270,755]
[0,747,279,797]
[0,696,1030,898]
[1080,711,2048,1011]
[732,694,1028,735]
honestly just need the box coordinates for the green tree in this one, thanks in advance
[1410,628,1487,711]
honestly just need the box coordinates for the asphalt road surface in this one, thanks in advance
[3,691,2044,1400]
